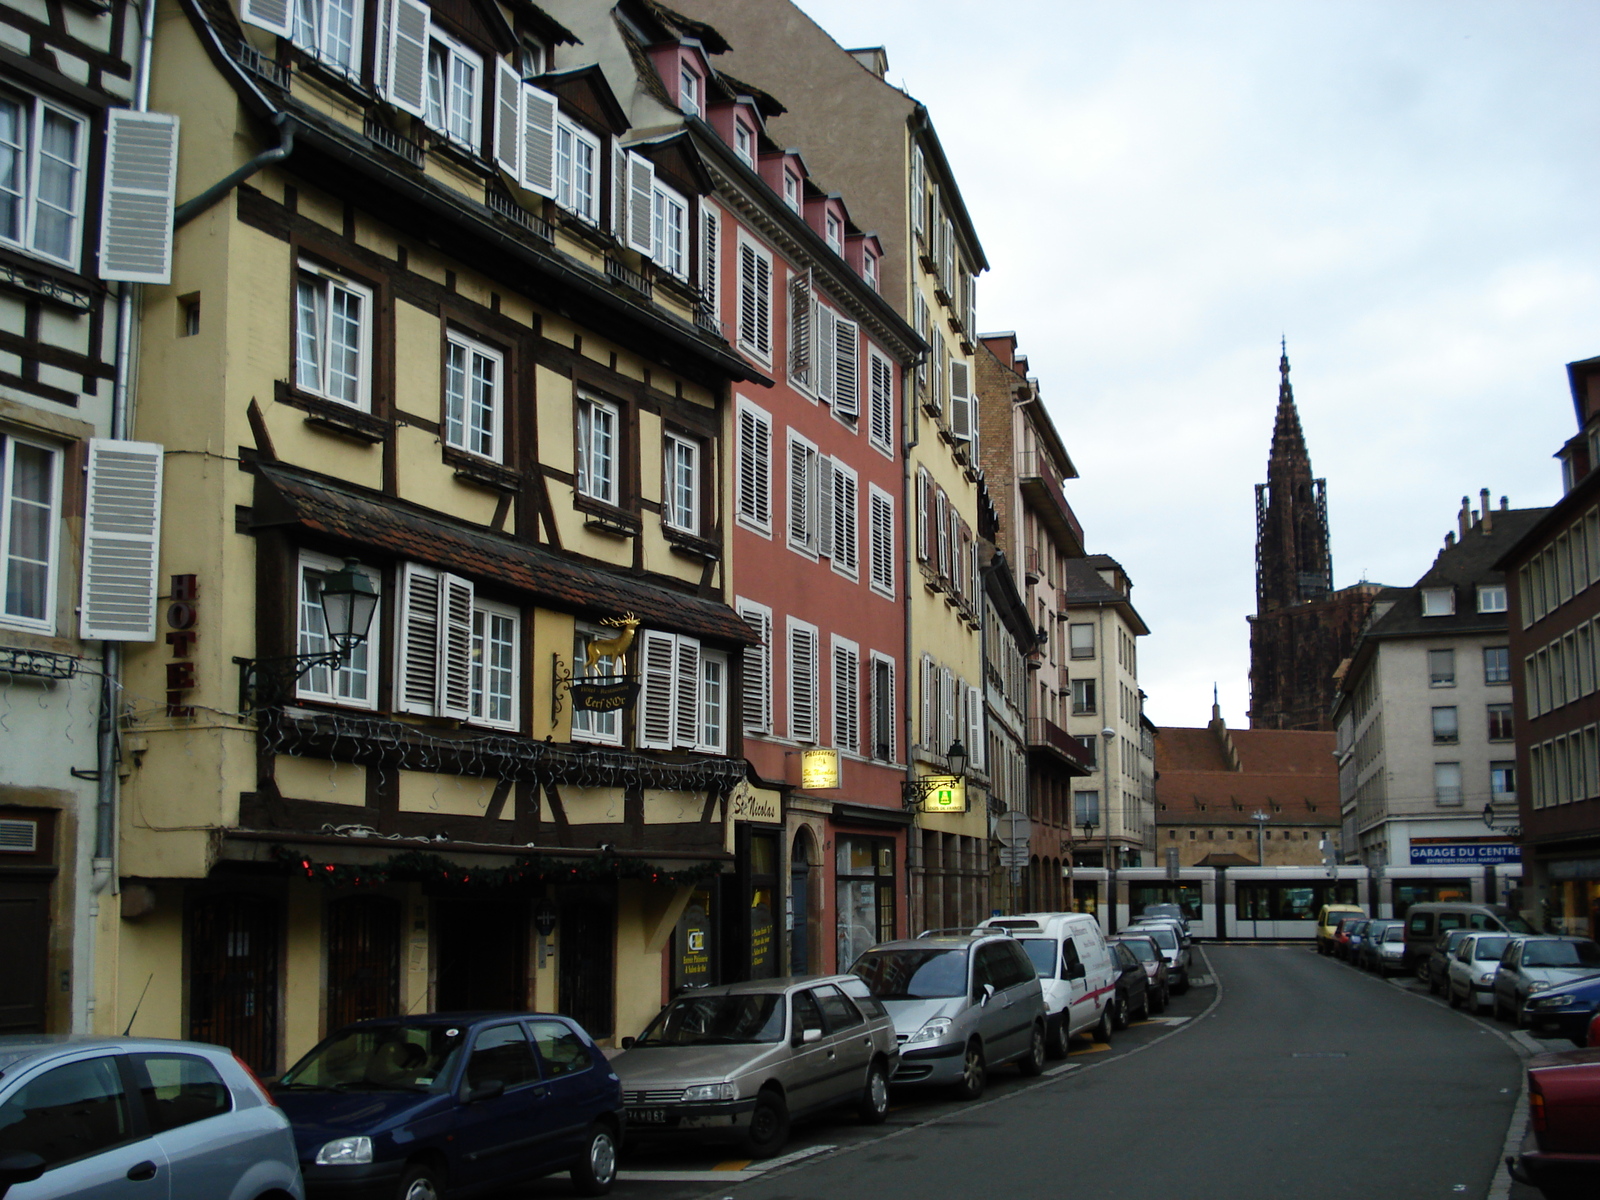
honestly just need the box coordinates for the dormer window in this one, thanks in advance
[825,211,842,253]
[863,248,878,291]
[293,0,362,75]
[1477,584,1507,614]
[1421,587,1455,617]
[733,120,754,166]
[651,182,688,278]
[783,169,800,212]
[554,117,600,223]
[425,29,481,149]
[520,40,546,79]
[679,62,701,118]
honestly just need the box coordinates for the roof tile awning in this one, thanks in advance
[253,462,757,647]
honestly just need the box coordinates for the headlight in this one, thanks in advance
[1478,972,1498,985]
[1533,995,1577,1009]
[315,1137,373,1166]
[680,1083,736,1102]
[904,1017,953,1047]
[1528,981,1552,993]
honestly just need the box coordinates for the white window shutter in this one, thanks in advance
[788,271,813,386]
[701,206,719,316]
[436,573,474,720]
[241,0,294,36]
[833,464,857,576]
[738,406,770,528]
[626,152,655,254]
[870,489,893,595]
[916,470,929,563]
[739,604,770,734]
[611,140,629,236]
[787,437,810,547]
[816,454,834,558]
[396,562,441,715]
[494,59,523,179]
[80,439,163,641]
[911,147,925,237]
[789,625,817,743]
[637,629,677,749]
[520,84,558,198]
[950,359,972,440]
[941,667,956,749]
[920,655,933,747]
[869,352,894,451]
[833,643,858,754]
[384,0,430,117]
[833,318,859,419]
[99,111,179,285]
[815,305,836,404]
[967,685,984,770]
[879,658,896,762]
[673,636,701,748]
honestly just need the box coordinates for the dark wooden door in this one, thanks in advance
[0,879,50,1031]
[559,891,614,1038]
[327,896,401,1028]
[434,898,527,1012]
[189,893,281,1073]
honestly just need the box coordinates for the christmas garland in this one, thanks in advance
[274,845,725,890]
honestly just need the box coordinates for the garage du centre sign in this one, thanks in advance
[1409,841,1521,865]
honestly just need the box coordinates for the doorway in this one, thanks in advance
[326,895,401,1028]
[0,879,50,1031]
[558,889,614,1038]
[189,892,281,1073]
[434,897,528,1012]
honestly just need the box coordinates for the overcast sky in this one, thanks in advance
[788,0,1600,729]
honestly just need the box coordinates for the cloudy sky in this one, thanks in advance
[790,0,1600,729]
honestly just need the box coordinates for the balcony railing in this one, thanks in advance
[606,257,653,300]
[1018,450,1084,554]
[485,185,554,243]
[364,116,424,169]
[1026,716,1095,774]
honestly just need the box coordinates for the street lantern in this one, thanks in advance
[946,739,969,777]
[317,558,380,653]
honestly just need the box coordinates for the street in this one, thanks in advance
[542,945,1538,1200]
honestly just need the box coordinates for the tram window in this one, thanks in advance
[1235,882,1358,922]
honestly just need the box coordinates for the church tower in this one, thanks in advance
[1248,345,1377,730]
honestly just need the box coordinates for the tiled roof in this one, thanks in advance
[1155,724,1338,825]
[254,463,757,647]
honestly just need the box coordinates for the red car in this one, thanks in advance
[1509,1047,1600,1199]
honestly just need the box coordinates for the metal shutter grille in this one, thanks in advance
[100,111,179,285]
[80,439,163,641]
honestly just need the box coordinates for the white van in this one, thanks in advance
[978,912,1117,1055]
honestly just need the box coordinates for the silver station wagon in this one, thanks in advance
[609,975,899,1158]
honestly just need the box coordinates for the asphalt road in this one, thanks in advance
[551,945,1530,1200]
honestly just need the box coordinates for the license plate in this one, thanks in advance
[631,1108,668,1124]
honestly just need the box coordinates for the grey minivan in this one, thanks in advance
[849,932,1047,1100]
[0,1035,303,1200]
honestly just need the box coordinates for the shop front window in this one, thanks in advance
[748,832,778,980]
[836,836,894,971]
[673,887,716,991]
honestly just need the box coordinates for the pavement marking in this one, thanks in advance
[1043,1062,1083,1078]
[1140,1016,1190,1026]
[1068,1041,1112,1055]
[620,1170,758,1183]
[712,1160,752,1171]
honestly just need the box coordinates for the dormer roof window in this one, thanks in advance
[783,168,800,212]
[863,247,877,292]
[1421,587,1455,617]
[521,39,546,79]
[679,61,701,118]
[733,119,754,166]
[825,211,842,253]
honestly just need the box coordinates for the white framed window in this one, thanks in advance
[0,91,88,269]
[787,429,821,557]
[663,432,699,535]
[737,597,772,735]
[1478,584,1508,614]
[294,261,372,409]
[678,62,701,118]
[1421,587,1455,617]
[1434,761,1463,806]
[825,211,842,253]
[915,468,930,564]
[700,650,727,753]
[425,27,481,149]
[443,331,502,461]
[571,623,622,745]
[782,169,800,212]
[868,484,894,599]
[867,349,893,455]
[735,397,772,534]
[1069,622,1095,659]
[293,0,362,74]
[471,597,519,729]
[1427,648,1455,688]
[519,40,546,78]
[832,635,859,755]
[651,181,688,278]
[637,629,712,752]
[575,395,619,506]
[830,458,858,580]
[297,550,380,707]
[788,617,819,743]
[862,248,877,292]
[869,652,896,762]
[554,117,600,223]
[0,432,60,632]
[733,120,754,166]
[393,562,475,719]
[737,235,773,361]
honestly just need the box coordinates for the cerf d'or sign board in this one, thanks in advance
[569,678,640,712]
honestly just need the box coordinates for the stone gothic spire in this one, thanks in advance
[1255,342,1332,617]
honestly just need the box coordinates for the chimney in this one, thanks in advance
[1445,531,1456,549]
[1501,496,1509,511]
[1480,488,1492,533]
[1458,497,1471,539]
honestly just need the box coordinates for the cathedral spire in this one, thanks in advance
[1270,340,1307,473]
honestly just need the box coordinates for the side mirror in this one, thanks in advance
[0,1151,47,1192]
[464,1079,505,1103]
[793,1027,823,1047]
[978,983,996,1006]
[1063,962,1086,980]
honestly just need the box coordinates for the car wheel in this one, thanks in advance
[1515,1001,1530,1030]
[1135,986,1151,1021]
[1175,972,1189,996]
[570,1122,618,1197]
[741,1090,791,1159]
[1017,1022,1046,1077]
[396,1164,443,1200]
[1447,983,1461,1009]
[954,1039,986,1101]
[1157,985,1170,1013]
[1094,1004,1113,1044]
[1046,1014,1071,1059]
[858,1058,890,1124]
[1110,992,1130,1031]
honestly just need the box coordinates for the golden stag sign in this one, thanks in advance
[585,612,639,668]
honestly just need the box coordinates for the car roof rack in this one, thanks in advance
[914,926,1013,939]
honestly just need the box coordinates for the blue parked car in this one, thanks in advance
[273,1012,624,1199]
[1524,973,1600,1046]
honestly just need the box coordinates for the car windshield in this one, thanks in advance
[1017,939,1057,977]
[280,1023,465,1092]
[634,994,786,1047]
[1346,922,1368,935]
[1523,941,1600,968]
[1115,939,1159,962]
[1502,915,1536,934]
[853,948,969,999]
[1473,937,1511,961]
[1130,926,1177,950]
[1384,926,1405,943]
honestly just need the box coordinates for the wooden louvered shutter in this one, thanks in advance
[920,655,933,747]
[611,140,629,236]
[396,563,441,715]
[626,152,655,254]
[949,359,972,441]
[738,406,770,528]
[833,318,860,419]
[815,454,833,558]
[494,60,522,178]
[941,667,956,749]
[740,604,770,734]
[870,489,893,595]
[738,243,772,358]
[788,437,810,547]
[437,573,474,720]
[815,305,836,403]
[869,352,894,451]
[383,0,430,118]
[788,625,817,743]
[637,630,677,750]
[832,643,857,754]
[913,293,929,394]
[916,468,930,563]
[701,205,719,317]
[934,490,949,577]
[788,271,813,386]
[241,0,293,36]
[80,439,163,641]
[832,463,856,576]
[99,111,179,285]
[520,85,558,198]
[967,685,985,770]
[673,636,701,748]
